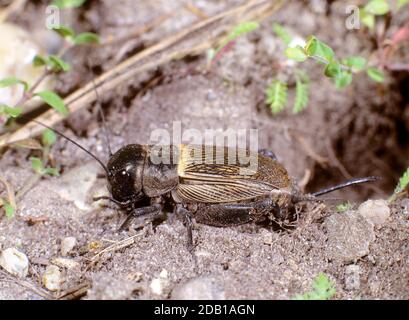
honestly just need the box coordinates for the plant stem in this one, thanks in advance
[310,55,352,72]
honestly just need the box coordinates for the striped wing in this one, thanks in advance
[175,145,290,203]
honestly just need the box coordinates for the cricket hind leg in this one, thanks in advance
[194,197,281,227]
[175,198,285,252]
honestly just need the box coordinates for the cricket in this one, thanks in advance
[0,0,407,301]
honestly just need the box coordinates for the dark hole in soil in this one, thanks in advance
[306,74,409,201]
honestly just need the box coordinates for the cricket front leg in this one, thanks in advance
[119,204,163,231]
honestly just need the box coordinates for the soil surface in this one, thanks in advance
[0,0,408,299]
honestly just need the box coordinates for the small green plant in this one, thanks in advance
[292,273,336,300]
[0,0,97,218]
[0,176,16,219]
[360,0,409,29]
[267,0,409,115]
[208,21,260,67]
[30,129,60,177]
[0,5,99,126]
[267,25,382,114]
[389,167,409,202]
[266,80,287,114]
[336,202,352,213]
[52,0,87,8]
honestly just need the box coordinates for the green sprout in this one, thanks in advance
[267,22,387,115]
[389,167,409,202]
[292,273,336,300]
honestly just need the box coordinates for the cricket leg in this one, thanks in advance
[176,205,195,254]
[194,197,282,227]
[119,204,162,231]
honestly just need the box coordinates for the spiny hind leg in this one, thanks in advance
[194,197,282,227]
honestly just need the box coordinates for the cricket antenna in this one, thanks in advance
[92,78,113,157]
[33,120,110,176]
[311,176,380,197]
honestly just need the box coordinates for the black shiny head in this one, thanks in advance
[107,144,147,204]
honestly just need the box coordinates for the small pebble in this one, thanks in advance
[42,265,62,291]
[51,257,79,269]
[206,89,217,101]
[150,269,169,296]
[345,265,360,291]
[358,200,391,226]
[171,276,225,300]
[0,248,29,278]
[61,237,76,256]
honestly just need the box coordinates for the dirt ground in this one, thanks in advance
[0,0,408,299]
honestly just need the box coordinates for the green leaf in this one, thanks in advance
[336,202,351,212]
[0,77,29,92]
[364,0,390,15]
[366,67,385,82]
[217,21,259,52]
[48,55,71,72]
[42,129,57,147]
[266,80,288,114]
[335,71,353,89]
[0,105,23,118]
[324,60,341,78]
[292,273,336,300]
[273,23,292,45]
[342,56,367,72]
[4,201,15,219]
[33,55,48,67]
[228,21,260,40]
[285,46,308,62]
[360,10,375,29]
[294,76,309,114]
[35,91,69,116]
[305,36,335,62]
[74,32,100,45]
[52,0,87,8]
[30,157,44,174]
[51,25,75,39]
[394,167,409,195]
[44,167,60,177]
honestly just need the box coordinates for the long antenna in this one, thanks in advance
[91,78,113,157]
[311,176,380,197]
[33,120,110,176]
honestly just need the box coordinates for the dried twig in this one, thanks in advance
[89,234,143,262]
[0,269,53,300]
[0,0,283,147]
[57,282,90,300]
[0,175,16,213]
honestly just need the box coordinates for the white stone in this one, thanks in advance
[345,265,360,290]
[358,200,391,226]
[61,237,76,256]
[53,162,100,211]
[150,278,163,295]
[159,269,168,279]
[42,265,62,291]
[171,276,225,300]
[0,248,29,278]
[51,258,79,269]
